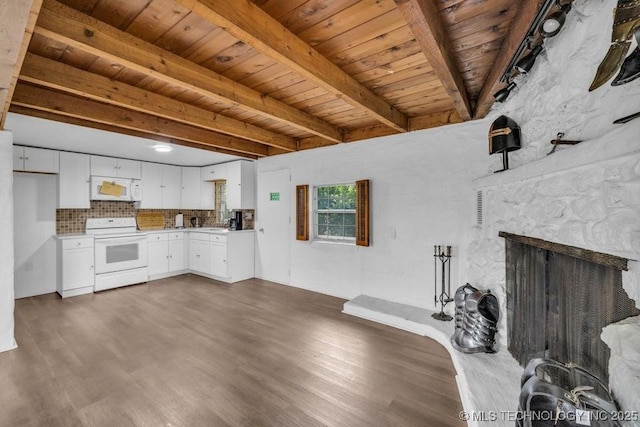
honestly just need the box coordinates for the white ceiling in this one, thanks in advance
[5,113,245,166]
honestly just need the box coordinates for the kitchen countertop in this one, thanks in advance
[149,228,255,234]
[55,228,255,238]
[54,233,94,239]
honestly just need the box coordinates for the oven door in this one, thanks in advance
[94,235,148,274]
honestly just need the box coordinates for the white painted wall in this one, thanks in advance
[13,173,57,298]
[0,132,16,352]
[256,121,488,307]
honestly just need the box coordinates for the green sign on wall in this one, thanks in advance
[270,192,280,201]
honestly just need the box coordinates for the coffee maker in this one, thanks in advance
[230,211,243,231]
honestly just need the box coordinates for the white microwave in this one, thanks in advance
[90,176,143,202]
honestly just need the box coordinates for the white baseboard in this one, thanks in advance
[0,338,18,354]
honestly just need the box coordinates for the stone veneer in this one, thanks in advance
[468,123,640,347]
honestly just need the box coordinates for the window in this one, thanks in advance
[314,183,356,242]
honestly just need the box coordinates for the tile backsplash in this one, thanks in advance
[57,201,254,234]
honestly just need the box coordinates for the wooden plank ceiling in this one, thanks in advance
[5,0,539,158]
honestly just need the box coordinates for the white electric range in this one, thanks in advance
[86,218,148,292]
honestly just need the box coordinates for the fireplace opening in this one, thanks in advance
[501,232,639,382]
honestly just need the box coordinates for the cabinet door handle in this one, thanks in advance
[90,265,94,269]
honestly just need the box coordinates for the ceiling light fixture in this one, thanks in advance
[515,44,544,74]
[153,144,173,153]
[493,80,517,102]
[540,2,572,38]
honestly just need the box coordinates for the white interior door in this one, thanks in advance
[256,168,290,284]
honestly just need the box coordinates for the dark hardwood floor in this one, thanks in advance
[0,275,465,426]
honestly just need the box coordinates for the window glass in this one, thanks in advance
[314,183,356,242]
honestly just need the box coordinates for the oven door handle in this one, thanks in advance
[95,236,147,246]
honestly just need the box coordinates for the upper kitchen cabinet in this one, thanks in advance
[200,163,227,210]
[13,146,59,173]
[226,161,255,210]
[201,163,227,182]
[181,167,202,209]
[90,155,141,179]
[140,162,181,209]
[58,152,91,209]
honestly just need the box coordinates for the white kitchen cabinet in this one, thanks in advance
[192,232,254,283]
[140,163,182,209]
[90,155,141,179]
[162,165,182,209]
[201,163,227,182]
[181,167,201,209]
[147,232,187,280]
[140,162,163,208]
[13,146,59,173]
[200,163,226,210]
[189,233,210,274]
[147,233,169,277]
[13,149,21,170]
[210,240,227,277]
[58,151,91,208]
[168,234,185,272]
[226,160,255,210]
[200,181,215,210]
[56,237,94,298]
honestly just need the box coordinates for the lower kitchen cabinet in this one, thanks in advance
[56,236,94,298]
[168,235,186,272]
[210,238,227,277]
[189,232,254,283]
[189,233,210,274]
[148,232,187,280]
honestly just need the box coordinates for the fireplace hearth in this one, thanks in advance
[502,232,639,382]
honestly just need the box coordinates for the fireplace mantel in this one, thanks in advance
[472,120,640,190]
[499,231,629,271]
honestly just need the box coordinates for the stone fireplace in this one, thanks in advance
[502,232,639,382]
[468,122,640,416]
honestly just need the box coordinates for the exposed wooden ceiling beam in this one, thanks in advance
[35,0,342,143]
[12,83,269,157]
[408,110,463,131]
[20,53,297,152]
[0,0,43,129]
[474,0,545,118]
[297,109,464,151]
[394,0,472,121]
[9,105,257,159]
[173,0,409,132]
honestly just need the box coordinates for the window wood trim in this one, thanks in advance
[296,184,309,241]
[356,179,370,247]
